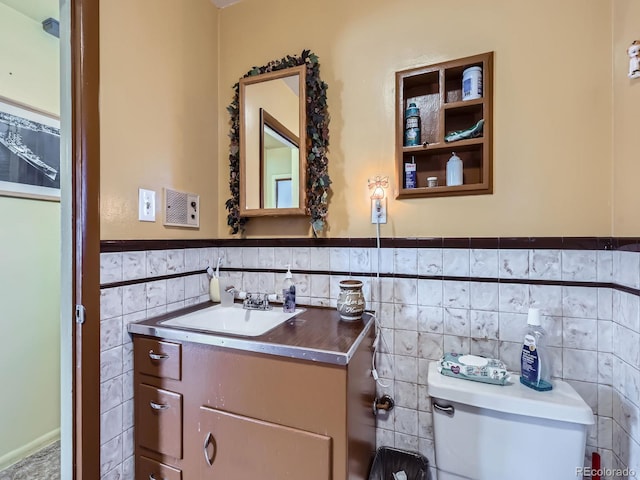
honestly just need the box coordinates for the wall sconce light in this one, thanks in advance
[368,176,388,224]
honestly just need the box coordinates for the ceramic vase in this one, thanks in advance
[336,280,365,321]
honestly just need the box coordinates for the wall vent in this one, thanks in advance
[164,188,199,228]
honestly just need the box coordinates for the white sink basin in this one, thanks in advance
[160,303,305,337]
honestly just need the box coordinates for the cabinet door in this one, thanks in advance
[199,406,331,480]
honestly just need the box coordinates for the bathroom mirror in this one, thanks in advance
[239,65,306,216]
[226,50,330,236]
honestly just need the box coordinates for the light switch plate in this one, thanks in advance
[138,188,156,222]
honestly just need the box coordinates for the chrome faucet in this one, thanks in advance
[242,293,272,311]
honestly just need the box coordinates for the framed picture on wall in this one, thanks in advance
[0,96,60,201]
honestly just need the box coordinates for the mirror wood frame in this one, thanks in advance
[239,65,307,217]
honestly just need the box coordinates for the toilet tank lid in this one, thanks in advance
[426,361,594,425]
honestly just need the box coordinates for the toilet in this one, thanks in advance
[427,361,594,480]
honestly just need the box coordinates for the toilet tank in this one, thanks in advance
[427,361,594,480]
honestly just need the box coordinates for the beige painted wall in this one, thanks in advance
[0,2,60,467]
[613,0,640,236]
[100,0,219,240]
[217,0,613,238]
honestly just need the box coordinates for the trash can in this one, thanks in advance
[368,446,430,480]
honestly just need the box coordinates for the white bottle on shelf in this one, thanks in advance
[446,152,463,186]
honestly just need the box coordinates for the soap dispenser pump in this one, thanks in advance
[282,265,296,313]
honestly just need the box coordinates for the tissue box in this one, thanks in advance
[438,352,510,386]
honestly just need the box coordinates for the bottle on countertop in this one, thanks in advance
[520,308,553,391]
[282,265,296,313]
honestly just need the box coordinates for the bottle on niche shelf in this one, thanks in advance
[404,102,421,147]
[446,152,463,186]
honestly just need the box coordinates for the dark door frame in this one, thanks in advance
[70,0,100,477]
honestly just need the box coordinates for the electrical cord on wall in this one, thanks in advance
[370,212,394,388]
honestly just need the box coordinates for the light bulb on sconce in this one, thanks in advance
[367,176,389,224]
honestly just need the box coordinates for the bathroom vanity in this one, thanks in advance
[128,304,376,480]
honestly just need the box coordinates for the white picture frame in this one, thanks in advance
[0,96,60,201]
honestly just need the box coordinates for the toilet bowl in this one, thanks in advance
[427,361,594,480]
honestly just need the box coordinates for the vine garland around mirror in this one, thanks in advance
[226,50,331,236]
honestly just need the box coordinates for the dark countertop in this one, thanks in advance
[128,301,375,366]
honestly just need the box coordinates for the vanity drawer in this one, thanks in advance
[138,384,183,458]
[135,337,181,380]
[137,455,182,480]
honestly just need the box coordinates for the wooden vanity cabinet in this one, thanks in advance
[133,324,375,480]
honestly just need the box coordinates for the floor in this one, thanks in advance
[0,441,60,480]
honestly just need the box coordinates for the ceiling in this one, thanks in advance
[0,0,241,23]
[0,0,58,22]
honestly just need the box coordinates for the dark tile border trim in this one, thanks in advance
[101,237,640,252]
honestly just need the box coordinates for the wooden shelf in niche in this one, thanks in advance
[395,52,493,199]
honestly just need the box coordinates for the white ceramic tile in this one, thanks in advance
[377,303,395,329]
[540,314,563,348]
[258,247,275,269]
[470,310,498,340]
[242,247,259,268]
[624,362,640,407]
[146,305,167,318]
[100,376,123,413]
[614,324,640,369]
[373,247,394,274]
[394,329,418,356]
[394,248,417,275]
[100,346,123,382]
[99,434,122,476]
[598,384,613,417]
[122,398,134,430]
[498,341,522,371]
[330,247,350,272]
[394,355,418,383]
[310,274,330,299]
[498,283,530,313]
[166,277,185,304]
[166,249,185,274]
[470,338,499,359]
[394,303,418,331]
[442,248,469,277]
[499,249,529,279]
[443,335,470,355]
[198,247,217,270]
[394,405,418,435]
[167,301,185,313]
[394,381,418,411]
[529,249,561,280]
[418,333,443,360]
[417,359,430,388]
[146,280,167,309]
[563,348,598,382]
[122,311,145,345]
[372,276,394,304]
[418,248,443,276]
[393,278,418,305]
[375,352,394,379]
[258,271,276,294]
[417,306,444,334]
[350,248,371,273]
[100,404,122,445]
[122,251,146,281]
[563,317,598,350]
[562,250,597,282]
[329,274,349,299]
[122,283,146,315]
[616,251,640,289]
[417,279,442,307]
[418,410,434,440]
[563,286,598,319]
[100,252,123,284]
[223,247,242,268]
[598,352,614,385]
[529,284,563,316]
[291,247,310,270]
[184,248,200,271]
[613,290,640,333]
[274,247,293,268]
[242,271,260,293]
[443,308,469,337]
[100,317,122,352]
[597,250,613,282]
[498,312,527,342]
[598,288,613,320]
[146,250,167,277]
[100,287,123,320]
[598,319,613,353]
[469,281,499,311]
[122,342,134,372]
[394,432,419,452]
[470,249,498,278]
[442,281,469,309]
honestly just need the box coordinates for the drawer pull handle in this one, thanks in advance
[432,400,455,417]
[148,350,169,361]
[149,474,167,480]
[203,432,216,467]
[149,401,169,411]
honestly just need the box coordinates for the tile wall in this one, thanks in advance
[99,242,640,480]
